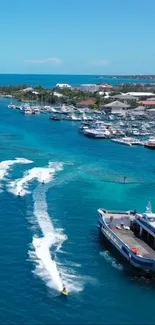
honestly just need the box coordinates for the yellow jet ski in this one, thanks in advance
[61,286,68,296]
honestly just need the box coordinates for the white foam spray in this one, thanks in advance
[27,162,84,293]
[0,158,33,182]
[8,160,84,293]
[32,184,67,292]
[8,162,63,196]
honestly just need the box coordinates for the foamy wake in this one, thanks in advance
[0,158,33,182]
[30,180,84,293]
[8,162,63,196]
[6,159,83,293]
[30,184,67,291]
[27,162,83,293]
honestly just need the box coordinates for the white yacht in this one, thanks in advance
[112,137,142,146]
[83,128,110,138]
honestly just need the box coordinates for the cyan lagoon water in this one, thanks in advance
[1,96,155,324]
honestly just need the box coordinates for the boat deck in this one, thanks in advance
[113,228,155,259]
[100,208,155,259]
[101,209,133,220]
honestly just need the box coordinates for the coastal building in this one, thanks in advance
[80,84,99,93]
[111,94,138,103]
[32,91,39,95]
[134,105,145,111]
[20,87,34,93]
[56,83,72,89]
[99,84,113,89]
[19,87,39,95]
[53,91,63,98]
[78,98,96,108]
[125,92,155,97]
[131,106,146,116]
[103,100,129,114]
[98,91,110,98]
[139,100,155,107]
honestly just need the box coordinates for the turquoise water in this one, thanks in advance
[1,94,155,323]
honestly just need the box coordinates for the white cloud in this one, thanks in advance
[91,60,109,67]
[25,57,62,65]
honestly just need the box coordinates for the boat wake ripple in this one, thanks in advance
[100,251,123,271]
[8,162,63,196]
[0,158,33,183]
[20,162,84,293]
[31,184,67,292]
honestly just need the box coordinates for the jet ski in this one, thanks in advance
[61,286,68,296]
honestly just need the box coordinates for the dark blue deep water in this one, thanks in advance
[1,75,155,324]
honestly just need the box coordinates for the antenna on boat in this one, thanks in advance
[146,200,152,214]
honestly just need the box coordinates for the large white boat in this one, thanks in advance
[83,128,110,138]
[98,203,155,274]
[112,137,142,146]
[22,104,32,115]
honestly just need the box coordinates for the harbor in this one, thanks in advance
[8,100,155,149]
[1,84,155,325]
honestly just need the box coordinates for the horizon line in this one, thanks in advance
[0,73,154,76]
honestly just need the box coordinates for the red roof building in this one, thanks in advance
[99,84,113,89]
[78,99,96,107]
[139,100,155,106]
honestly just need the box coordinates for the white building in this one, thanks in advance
[53,91,63,97]
[56,83,72,89]
[124,92,155,97]
[104,100,129,114]
[20,87,34,93]
[98,91,110,98]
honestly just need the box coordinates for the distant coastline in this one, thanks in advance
[0,74,155,89]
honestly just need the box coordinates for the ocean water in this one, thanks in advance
[1,95,155,323]
[0,73,154,88]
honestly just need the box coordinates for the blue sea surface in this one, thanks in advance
[1,93,155,323]
[0,73,154,87]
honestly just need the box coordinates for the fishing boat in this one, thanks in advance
[98,202,155,274]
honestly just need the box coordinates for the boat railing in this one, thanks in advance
[105,210,131,215]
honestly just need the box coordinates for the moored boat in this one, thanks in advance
[50,114,61,121]
[112,137,142,146]
[98,202,155,274]
[144,138,155,149]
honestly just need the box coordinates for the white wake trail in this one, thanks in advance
[32,185,67,292]
[0,158,33,182]
[8,162,63,196]
[8,160,84,293]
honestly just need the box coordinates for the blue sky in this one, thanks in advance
[1,0,155,74]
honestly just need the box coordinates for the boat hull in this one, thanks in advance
[144,145,155,150]
[98,214,155,274]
